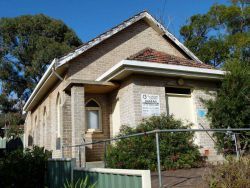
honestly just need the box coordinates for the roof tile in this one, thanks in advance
[127,48,214,69]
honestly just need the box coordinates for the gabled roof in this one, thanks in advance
[127,48,213,69]
[24,11,205,112]
[56,11,202,67]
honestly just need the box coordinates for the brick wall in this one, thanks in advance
[116,75,222,160]
[24,80,68,158]
[67,20,188,81]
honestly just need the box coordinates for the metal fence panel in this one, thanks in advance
[47,158,75,188]
[73,168,150,188]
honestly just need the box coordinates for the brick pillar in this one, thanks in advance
[62,93,72,158]
[71,85,85,165]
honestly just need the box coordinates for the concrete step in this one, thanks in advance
[86,161,105,168]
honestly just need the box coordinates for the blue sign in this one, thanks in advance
[197,109,206,118]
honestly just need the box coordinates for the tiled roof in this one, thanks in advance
[127,48,214,69]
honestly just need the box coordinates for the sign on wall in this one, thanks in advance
[141,94,160,117]
[197,109,207,118]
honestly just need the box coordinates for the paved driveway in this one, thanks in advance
[151,168,209,188]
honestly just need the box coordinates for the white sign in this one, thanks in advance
[141,94,160,117]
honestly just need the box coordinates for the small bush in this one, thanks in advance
[64,177,96,188]
[106,114,204,170]
[204,156,250,188]
[0,146,52,188]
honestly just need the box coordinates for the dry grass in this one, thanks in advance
[204,156,250,188]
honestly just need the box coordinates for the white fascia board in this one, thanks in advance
[23,59,56,112]
[96,60,226,81]
[96,61,124,81]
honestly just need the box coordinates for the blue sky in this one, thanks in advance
[0,0,230,42]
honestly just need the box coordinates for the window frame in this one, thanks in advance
[85,99,102,132]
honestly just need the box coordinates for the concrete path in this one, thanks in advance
[151,168,209,188]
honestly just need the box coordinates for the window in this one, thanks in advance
[165,87,194,123]
[34,116,38,145]
[56,94,61,150]
[56,94,61,138]
[42,107,47,147]
[85,99,102,131]
[28,134,33,146]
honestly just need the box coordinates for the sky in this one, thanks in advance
[0,0,230,42]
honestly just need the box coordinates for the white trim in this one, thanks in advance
[74,168,151,188]
[96,60,226,81]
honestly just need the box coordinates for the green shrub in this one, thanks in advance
[204,156,250,188]
[0,146,52,188]
[106,114,204,170]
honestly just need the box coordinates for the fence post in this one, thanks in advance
[233,133,240,160]
[155,131,162,188]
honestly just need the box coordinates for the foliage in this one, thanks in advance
[204,156,250,188]
[0,146,52,188]
[0,113,24,136]
[180,0,249,67]
[64,177,96,188]
[106,114,204,170]
[205,59,250,154]
[0,94,25,130]
[0,14,82,129]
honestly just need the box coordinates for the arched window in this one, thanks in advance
[42,107,47,147]
[56,94,62,150]
[85,99,102,131]
[56,94,61,138]
[28,134,33,146]
[34,116,38,145]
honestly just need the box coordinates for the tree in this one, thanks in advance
[180,0,249,67]
[0,14,82,130]
[180,0,250,155]
[205,59,250,155]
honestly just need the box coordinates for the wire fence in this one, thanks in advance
[62,128,250,188]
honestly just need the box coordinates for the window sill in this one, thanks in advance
[86,129,103,134]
